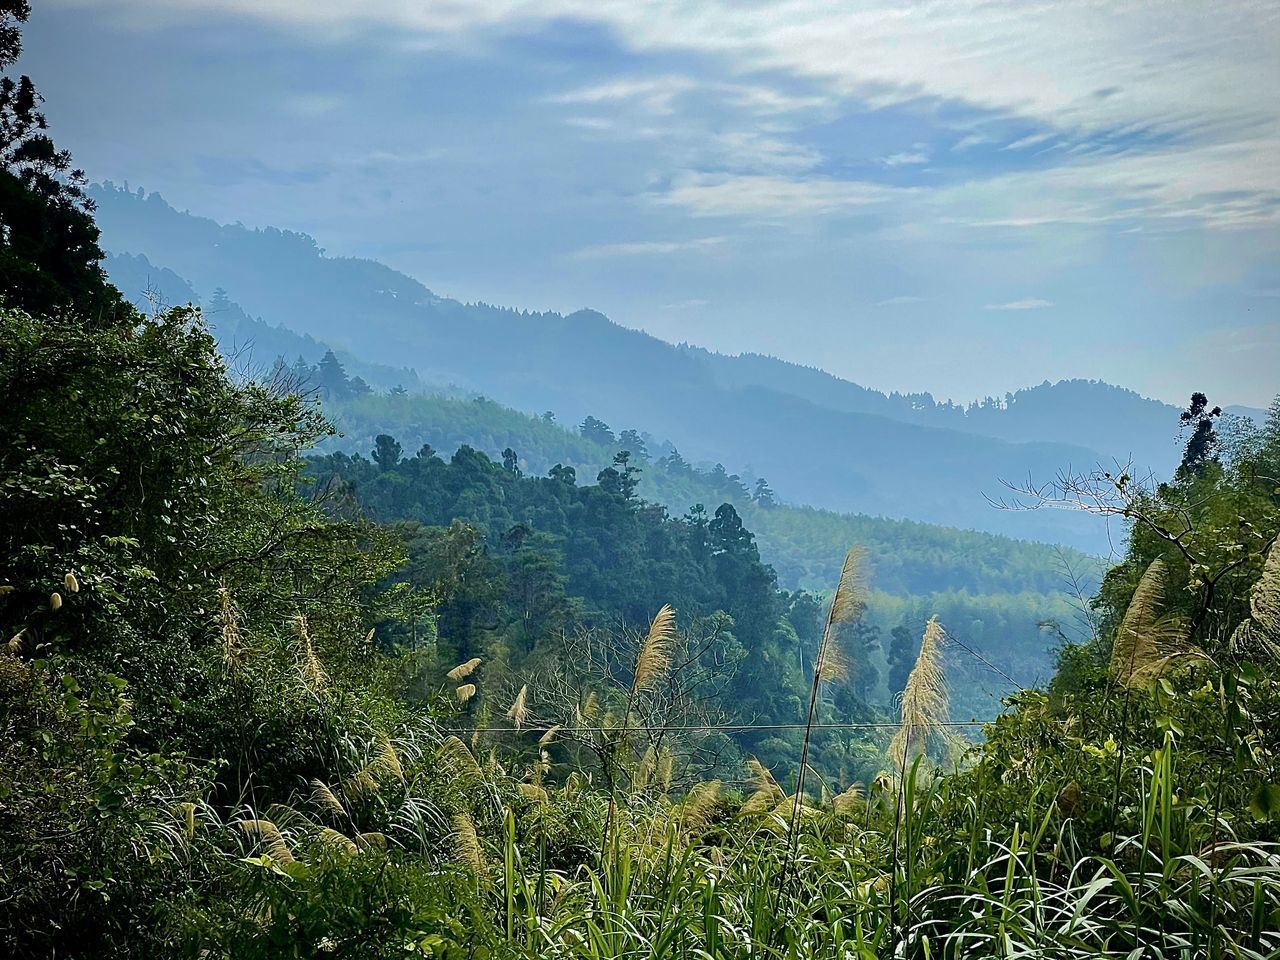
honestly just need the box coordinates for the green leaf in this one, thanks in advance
[1249,783,1280,821]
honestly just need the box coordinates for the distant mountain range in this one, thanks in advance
[89,183,1265,552]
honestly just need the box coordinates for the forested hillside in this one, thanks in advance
[5,9,1280,957]
[93,183,1152,551]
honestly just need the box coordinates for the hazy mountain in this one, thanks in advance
[90,183,1198,551]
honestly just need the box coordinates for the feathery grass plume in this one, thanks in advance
[455,682,477,704]
[633,603,677,695]
[518,783,548,803]
[506,683,529,728]
[632,745,657,793]
[291,614,329,694]
[447,657,482,682]
[7,628,24,654]
[828,546,870,628]
[538,724,562,745]
[889,616,949,767]
[310,779,347,820]
[239,819,294,863]
[832,783,864,817]
[344,764,379,800]
[816,641,850,684]
[180,801,197,840]
[49,592,62,611]
[218,585,246,671]
[363,627,375,651]
[740,757,786,815]
[790,547,868,850]
[658,747,674,794]
[1252,540,1280,637]
[0,584,14,597]
[63,571,79,593]
[438,735,483,781]
[374,734,404,783]
[1109,559,1194,688]
[678,780,721,836]
[451,812,485,875]
[355,831,387,851]
[317,826,358,855]
[577,691,600,726]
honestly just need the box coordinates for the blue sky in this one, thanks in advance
[25,0,1280,406]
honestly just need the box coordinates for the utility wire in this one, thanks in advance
[442,720,997,735]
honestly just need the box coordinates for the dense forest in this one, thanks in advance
[91,181,1182,551]
[4,7,1280,957]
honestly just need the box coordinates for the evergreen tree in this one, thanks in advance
[754,476,777,507]
[372,434,402,471]
[579,415,615,446]
[618,428,649,462]
[317,350,350,400]
[1177,391,1222,477]
[0,1,128,323]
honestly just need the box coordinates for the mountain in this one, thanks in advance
[89,183,1191,551]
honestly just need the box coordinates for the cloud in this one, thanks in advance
[658,173,906,218]
[985,298,1053,310]
[571,236,725,259]
[78,1,1280,143]
[1003,132,1055,151]
[881,150,928,167]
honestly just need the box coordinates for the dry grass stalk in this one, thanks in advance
[239,819,295,863]
[310,779,347,820]
[455,682,477,704]
[318,826,358,855]
[1109,559,1194,688]
[452,812,485,875]
[679,780,722,835]
[1252,541,1279,637]
[633,604,677,695]
[538,724,562,745]
[438,735,483,781]
[291,614,329,694]
[832,783,864,817]
[506,684,529,729]
[219,585,246,671]
[889,616,949,767]
[447,657,482,682]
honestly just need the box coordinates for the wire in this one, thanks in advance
[441,720,997,735]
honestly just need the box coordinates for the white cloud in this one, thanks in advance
[571,236,725,259]
[658,172,906,218]
[1002,132,1055,151]
[79,1,1279,139]
[985,298,1053,310]
[881,150,929,167]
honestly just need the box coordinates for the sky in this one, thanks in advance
[24,0,1280,407]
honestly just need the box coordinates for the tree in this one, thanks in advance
[372,434,402,471]
[754,477,777,508]
[0,1,128,324]
[579,416,616,447]
[618,429,649,462]
[1177,391,1221,477]
[316,350,349,400]
[502,447,521,476]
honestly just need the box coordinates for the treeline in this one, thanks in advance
[309,367,1099,596]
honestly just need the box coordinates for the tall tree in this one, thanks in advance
[1177,391,1222,477]
[579,415,616,447]
[372,434,402,471]
[0,1,128,323]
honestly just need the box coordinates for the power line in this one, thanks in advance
[442,720,997,735]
